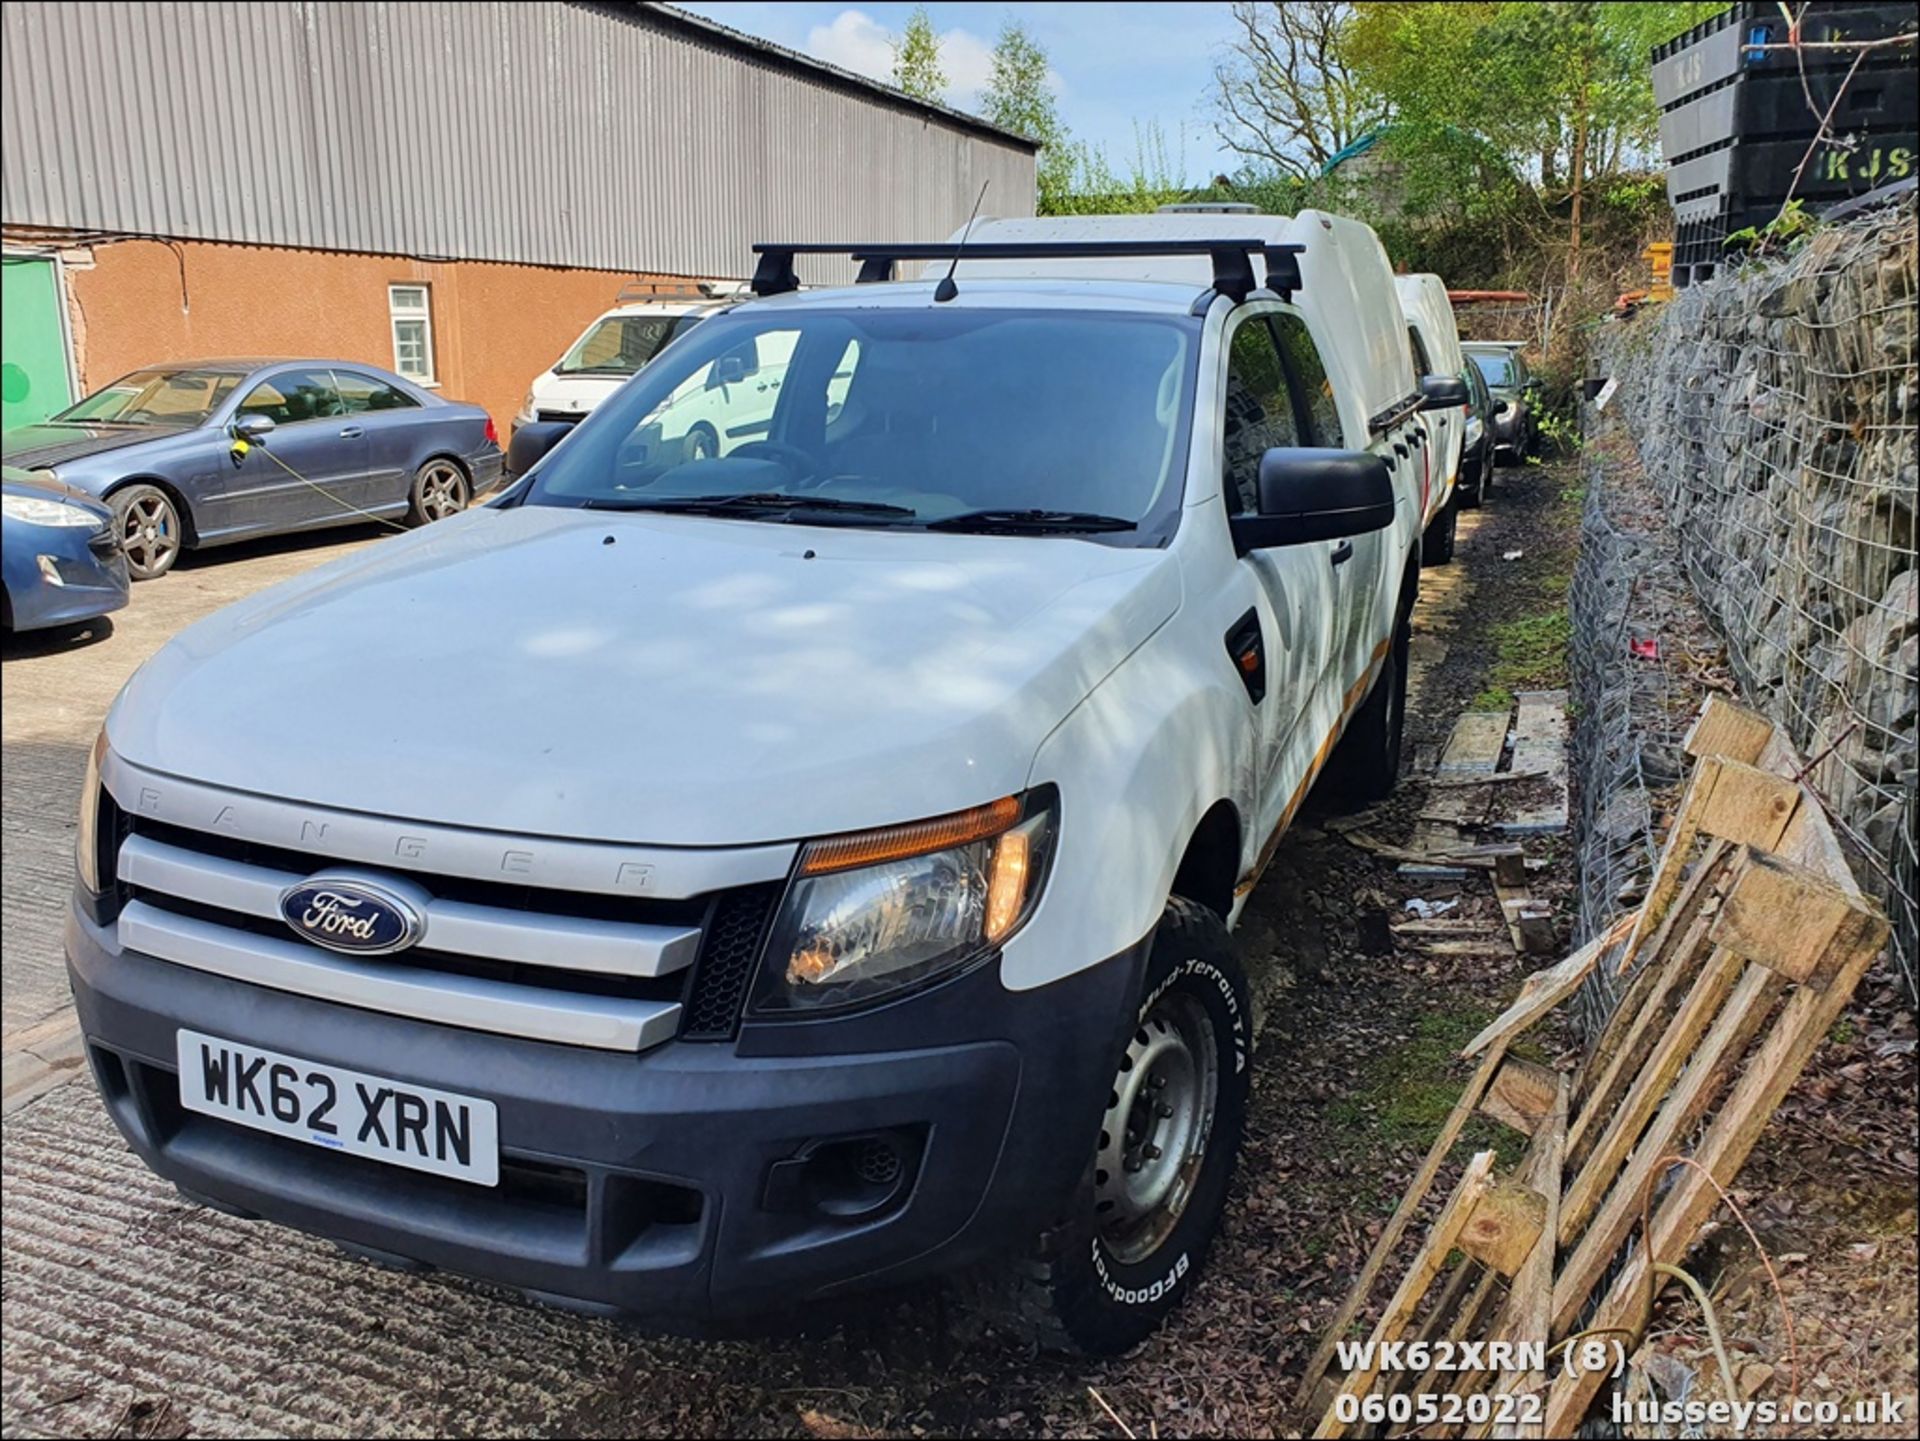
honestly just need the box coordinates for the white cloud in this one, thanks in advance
[935,27,998,108]
[805,10,895,84]
[803,8,1052,113]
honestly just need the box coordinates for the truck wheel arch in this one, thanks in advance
[1171,799,1241,922]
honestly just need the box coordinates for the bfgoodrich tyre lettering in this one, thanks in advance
[1010,896,1252,1355]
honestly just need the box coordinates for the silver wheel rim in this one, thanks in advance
[122,494,178,573]
[419,462,466,521]
[1094,990,1219,1264]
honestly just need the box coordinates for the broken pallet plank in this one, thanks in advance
[1497,690,1570,835]
[1561,936,1752,1245]
[1571,840,1735,1132]
[1480,1056,1560,1137]
[1618,755,1801,974]
[1291,1046,1511,1418]
[1459,913,1635,1060]
[1313,1152,1498,1439]
[1459,1180,1549,1278]
[1541,885,1888,1436]
[1439,710,1511,775]
[1486,1072,1569,1441]
[1710,845,1881,989]
[1682,692,1774,767]
[1552,957,1785,1336]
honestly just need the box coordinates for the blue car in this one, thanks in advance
[2,466,130,633]
[1,360,504,579]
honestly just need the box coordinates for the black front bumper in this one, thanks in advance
[67,905,1144,1321]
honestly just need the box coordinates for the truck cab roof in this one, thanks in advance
[738,210,1418,439]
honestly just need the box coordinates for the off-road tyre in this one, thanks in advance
[999,896,1252,1356]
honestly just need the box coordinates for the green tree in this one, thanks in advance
[981,20,1076,211]
[1212,2,1383,179]
[1339,3,1724,271]
[890,6,946,103]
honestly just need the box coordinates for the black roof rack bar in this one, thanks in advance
[748,240,1306,303]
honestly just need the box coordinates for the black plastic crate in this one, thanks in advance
[1654,1,1917,106]
[1655,0,1916,280]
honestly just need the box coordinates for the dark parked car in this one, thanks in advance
[1456,358,1504,508]
[2,466,129,633]
[1462,342,1536,465]
[1,360,504,579]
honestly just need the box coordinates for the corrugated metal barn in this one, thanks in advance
[0,0,1037,430]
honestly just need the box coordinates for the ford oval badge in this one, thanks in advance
[279,875,425,955]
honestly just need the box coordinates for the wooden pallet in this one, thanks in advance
[1297,696,1889,1439]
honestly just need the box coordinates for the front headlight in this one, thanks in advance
[4,492,100,528]
[514,391,538,424]
[750,789,1058,1014]
[76,728,108,894]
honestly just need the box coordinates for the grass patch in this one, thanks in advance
[1326,1007,1523,1171]
[1470,687,1516,713]
[1486,608,1572,694]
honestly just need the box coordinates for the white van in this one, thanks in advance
[512,282,748,437]
[1393,272,1470,564]
[71,211,1469,1356]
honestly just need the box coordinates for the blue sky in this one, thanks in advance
[678,3,1243,182]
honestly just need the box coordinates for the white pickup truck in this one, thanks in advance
[69,211,1467,1354]
[1395,271,1471,565]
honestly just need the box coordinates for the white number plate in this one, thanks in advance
[176,1029,499,1186]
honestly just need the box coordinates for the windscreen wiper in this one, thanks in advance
[925,508,1137,534]
[582,492,917,520]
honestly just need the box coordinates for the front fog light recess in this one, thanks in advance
[752,791,1057,1013]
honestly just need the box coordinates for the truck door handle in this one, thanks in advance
[1330,540,1354,566]
[339,426,364,439]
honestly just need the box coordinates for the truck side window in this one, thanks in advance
[1270,314,1342,448]
[1223,318,1304,515]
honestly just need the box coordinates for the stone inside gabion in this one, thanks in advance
[1591,206,1918,1005]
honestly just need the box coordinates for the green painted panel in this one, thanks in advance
[2,255,73,431]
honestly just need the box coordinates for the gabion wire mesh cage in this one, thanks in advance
[1598,204,1918,1004]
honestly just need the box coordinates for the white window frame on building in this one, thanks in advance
[388,284,436,385]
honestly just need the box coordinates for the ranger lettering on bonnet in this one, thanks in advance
[72,208,1437,1355]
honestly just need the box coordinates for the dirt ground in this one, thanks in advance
[3,463,1912,1437]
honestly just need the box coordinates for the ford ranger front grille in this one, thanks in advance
[106,811,783,1053]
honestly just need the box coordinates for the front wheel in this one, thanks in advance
[110,483,183,580]
[1014,897,1252,1356]
[409,458,470,526]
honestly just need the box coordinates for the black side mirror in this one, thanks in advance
[1419,374,1469,410]
[506,420,573,478]
[232,414,276,443]
[707,354,748,390]
[1228,448,1395,555]
[1493,400,1512,418]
